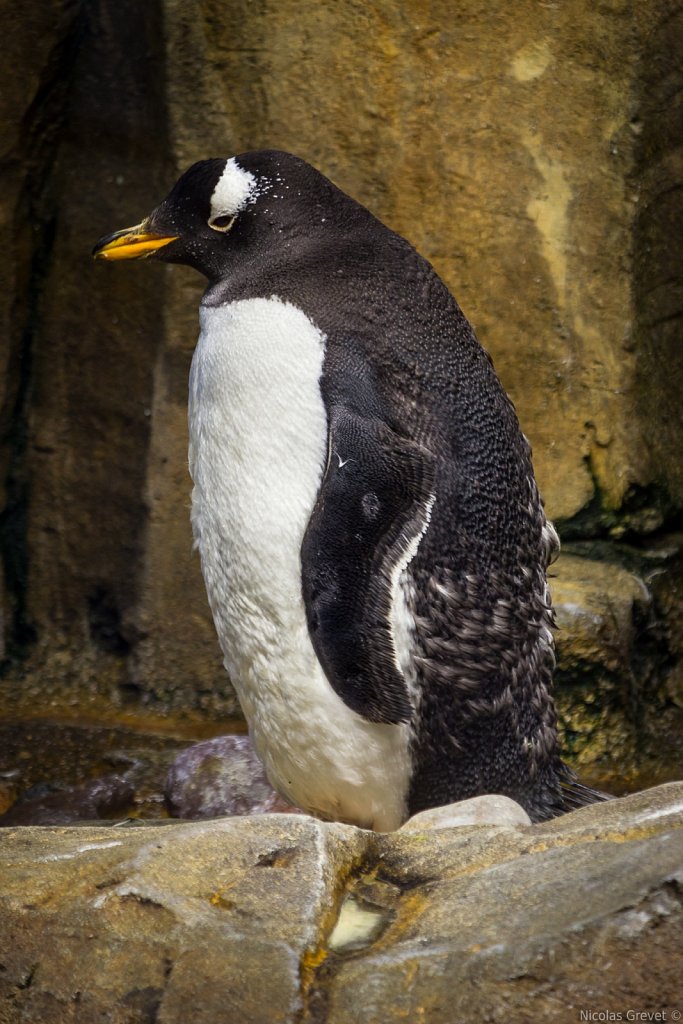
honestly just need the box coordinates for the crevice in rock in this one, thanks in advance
[119,892,167,911]
[148,956,174,1024]
[255,845,298,868]
[0,220,49,660]
[94,876,124,891]
[555,451,683,544]
[88,585,131,655]
[15,961,37,991]
[121,983,165,1024]
[297,832,433,1023]
[297,833,379,1023]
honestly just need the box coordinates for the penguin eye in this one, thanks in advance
[208,213,236,233]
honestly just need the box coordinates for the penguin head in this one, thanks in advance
[92,151,355,281]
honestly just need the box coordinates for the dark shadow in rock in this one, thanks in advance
[0,773,134,825]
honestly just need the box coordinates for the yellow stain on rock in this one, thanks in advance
[527,820,682,857]
[301,943,328,974]
[511,41,553,82]
[523,131,572,312]
[209,884,236,910]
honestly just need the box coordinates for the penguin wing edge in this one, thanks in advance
[301,408,436,725]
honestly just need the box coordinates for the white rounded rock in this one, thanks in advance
[399,794,532,832]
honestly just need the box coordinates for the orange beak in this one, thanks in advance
[92,222,179,261]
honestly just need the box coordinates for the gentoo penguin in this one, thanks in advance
[93,150,601,827]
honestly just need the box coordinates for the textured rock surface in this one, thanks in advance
[551,553,649,773]
[0,1,681,786]
[552,555,649,678]
[550,547,683,785]
[0,783,681,1023]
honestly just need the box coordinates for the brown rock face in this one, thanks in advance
[0,2,681,786]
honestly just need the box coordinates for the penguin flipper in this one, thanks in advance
[301,407,436,725]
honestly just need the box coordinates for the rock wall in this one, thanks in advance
[0,2,681,780]
[0,1,173,677]
[634,1,683,511]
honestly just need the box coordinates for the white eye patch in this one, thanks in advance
[208,213,236,233]
[209,158,257,222]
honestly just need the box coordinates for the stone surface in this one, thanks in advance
[400,794,532,831]
[165,735,298,819]
[0,783,681,1023]
[0,814,367,1024]
[549,549,683,785]
[551,554,649,678]
[324,785,683,1024]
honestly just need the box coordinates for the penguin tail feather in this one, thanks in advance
[559,764,613,812]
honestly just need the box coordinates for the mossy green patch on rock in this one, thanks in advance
[550,551,683,789]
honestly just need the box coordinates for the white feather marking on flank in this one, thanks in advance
[188,296,412,831]
[209,158,259,219]
[390,493,436,695]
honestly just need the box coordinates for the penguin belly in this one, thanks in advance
[188,296,413,830]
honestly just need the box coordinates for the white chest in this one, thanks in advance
[188,296,412,830]
[189,296,329,652]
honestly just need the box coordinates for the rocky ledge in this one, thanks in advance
[1,783,682,1023]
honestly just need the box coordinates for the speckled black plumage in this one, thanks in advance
[107,150,604,823]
